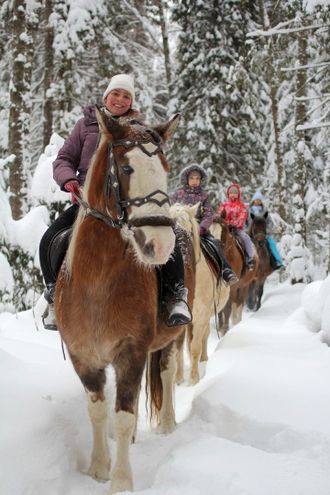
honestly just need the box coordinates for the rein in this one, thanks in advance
[75,134,175,232]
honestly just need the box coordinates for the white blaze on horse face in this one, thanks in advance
[124,147,175,265]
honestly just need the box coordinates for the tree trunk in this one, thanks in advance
[8,0,28,219]
[43,0,54,149]
[290,15,308,284]
[293,20,308,243]
[54,57,73,134]
[157,0,172,92]
[258,0,287,228]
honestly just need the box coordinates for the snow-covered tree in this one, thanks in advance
[169,0,267,202]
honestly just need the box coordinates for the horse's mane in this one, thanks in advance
[170,203,200,257]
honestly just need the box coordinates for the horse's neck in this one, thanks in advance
[66,210,124,273]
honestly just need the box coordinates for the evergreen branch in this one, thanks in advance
[281,61,330,72]
[248,23,330,38]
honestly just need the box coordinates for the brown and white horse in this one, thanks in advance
[55,108,195,494]
[170,203,230,385]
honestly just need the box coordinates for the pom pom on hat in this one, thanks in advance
[103,74,135,105]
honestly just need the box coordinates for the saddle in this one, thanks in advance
[229,227,250,268]
[47,227,72,280]
[47,227,180,326]
[200,233,222,282]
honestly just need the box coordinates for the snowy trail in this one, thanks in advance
[1,280,330,495]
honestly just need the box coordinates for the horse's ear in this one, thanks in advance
[95,105,120,137]
[264,211,268,219]
[221,209,226,219]
[154,113,180,143]
[250,212,255,220]
[190,202,200,219]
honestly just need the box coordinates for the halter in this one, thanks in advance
[75,131,175,232]
[250,226,267,245]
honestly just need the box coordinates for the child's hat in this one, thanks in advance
[103,74,135,105]
[227,183,241,198]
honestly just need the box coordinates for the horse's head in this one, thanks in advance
[213,211,229,245]
[249,212,268,245]
[83,106,179,265]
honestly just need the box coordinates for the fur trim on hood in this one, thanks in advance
[179,164,208,187]
[226,183,241,200]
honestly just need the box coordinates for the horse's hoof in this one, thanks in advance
[189,374,200,386]
[175,373,184,385]
[88,459,111,481]
[110,473,133,494]
[157,421,176,434]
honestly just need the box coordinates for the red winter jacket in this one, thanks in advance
[217,183,248,229]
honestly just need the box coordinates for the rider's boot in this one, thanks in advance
[247,257,256,271]
[213,237,239,286]
[42,283,58,331]
[166,283,192,327]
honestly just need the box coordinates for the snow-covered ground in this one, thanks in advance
[1,278,330,495]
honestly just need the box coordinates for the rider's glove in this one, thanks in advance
[64,180,80,203]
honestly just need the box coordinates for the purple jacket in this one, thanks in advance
[170,164,214,232]
[53,105,141,190]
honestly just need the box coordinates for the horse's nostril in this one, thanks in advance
[134,228,146,250]
[143,241,155,258]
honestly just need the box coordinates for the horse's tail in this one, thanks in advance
[146,350,163,424]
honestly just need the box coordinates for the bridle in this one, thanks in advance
[74,130,175,233]
[250,225,267,246]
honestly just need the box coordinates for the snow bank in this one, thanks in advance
[301,275,330,344]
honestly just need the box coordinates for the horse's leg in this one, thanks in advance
[218,310,225,334]
[87,389,111,480]
[189,314,207,385]
[232,287,247,324]
[231,301,240,324]
[247,281,257,311]
[257,282,264,310]
[175,330,185,385]
[189,337,202,385]
[158,341,178,433]
[219,298,231,335]
[200,324,210,362]
[69,356,111,481]
[132,383,141,443]
[111,348,147,494]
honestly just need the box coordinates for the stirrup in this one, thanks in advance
[42,303,58,331]
[44,283,56,304]
[166,287,192,327]
[222,268,239,286]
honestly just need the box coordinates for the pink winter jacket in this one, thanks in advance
[217,184,248,229]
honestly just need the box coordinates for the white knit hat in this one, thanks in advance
[103,74,135,106]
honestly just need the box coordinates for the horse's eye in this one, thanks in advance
[122,164,134,175]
